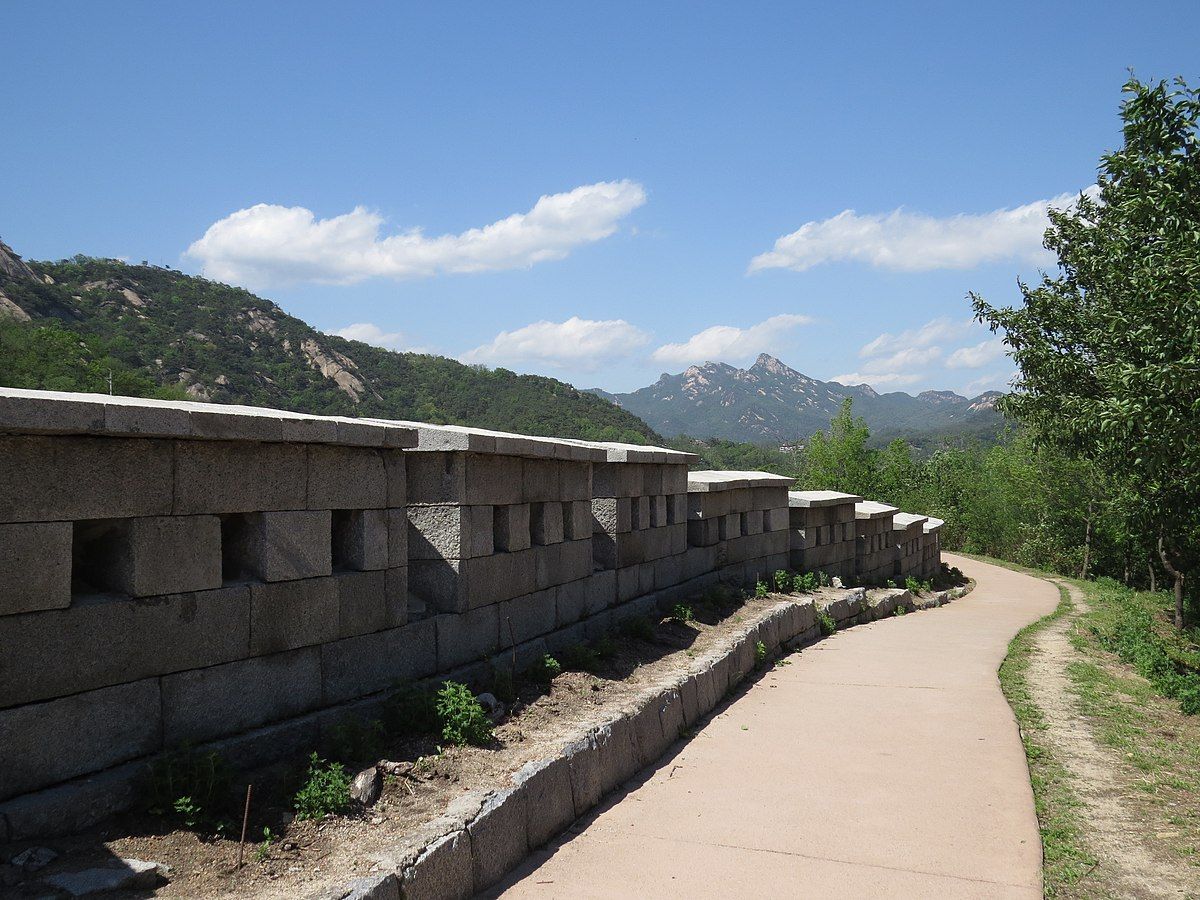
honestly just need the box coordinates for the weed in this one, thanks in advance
[885,578,897,588]
[905,576,922,594]
[436,681,494,746]
[773,570,792,594]
[325,716,386,766]
[817,609,837,636]
[621,615,656,642]
[818,571,831,588]
[256,826,274,863]
[895,605,908,616]
[491,665,517,704]
[294,753,351,820]
[754,579,769,598]
[793,572,817,593]
[381,680,439,738]
[671,603,695,624]
[754,640,767,666]
[560,643,601,672]
[146,747,231,833]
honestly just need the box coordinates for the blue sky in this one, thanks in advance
[6,2,1197,394]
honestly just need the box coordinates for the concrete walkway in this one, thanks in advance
[492,554,1059,899]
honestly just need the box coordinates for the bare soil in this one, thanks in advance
[5,585,885,899]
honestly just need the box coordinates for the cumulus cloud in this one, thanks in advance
[946,337,1008,369]
[858,317,972,358]
[186,180,646,288]
[749,188,1094,273]
[332,322,421,352]
[651,313,813,367]
[829,371,922,388]
[462,316,651,370]
[959,371,1013,395]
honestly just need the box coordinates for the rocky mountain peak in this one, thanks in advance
[0,238,38,282]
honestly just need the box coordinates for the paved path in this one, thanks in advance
[492,554,1059,899]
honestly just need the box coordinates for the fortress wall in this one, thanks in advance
[787,490,862,580]
[0,389,941,841]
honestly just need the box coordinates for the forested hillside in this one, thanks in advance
[0,244,658,444]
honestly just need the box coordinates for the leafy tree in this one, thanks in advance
[800,399,876,496]
[973,75,1200,626]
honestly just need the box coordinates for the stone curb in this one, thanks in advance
[317,582,972,900]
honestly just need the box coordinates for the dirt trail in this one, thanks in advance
[1030,581,1200,899]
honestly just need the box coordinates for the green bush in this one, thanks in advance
[905,576,922,594]
[817,571,831,587]
[754,580,769,598]
[146,747,231,833]
[528,654,563,684]
[436,681,494,746]
[671,603,695,623]
[817,609,837,636]
[773,570,792,594]
[754,640,768,666]
[793,572,817,593]
[381,681,439,737]
[294,753,351,820]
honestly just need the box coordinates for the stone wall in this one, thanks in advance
[891,512,928,580]
[787,490,861,579]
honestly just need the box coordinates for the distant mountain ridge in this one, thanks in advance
[593,353,1004,445]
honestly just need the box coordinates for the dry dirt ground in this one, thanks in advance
[1024,580,1200,899]
[5,584,881,899]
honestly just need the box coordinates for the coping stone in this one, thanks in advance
[467,788,529,894]
[400,829,473,900]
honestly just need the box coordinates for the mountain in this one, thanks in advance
[596,353,1005,445]
[0,239,658,444]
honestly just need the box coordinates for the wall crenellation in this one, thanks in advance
[0,388,944,841]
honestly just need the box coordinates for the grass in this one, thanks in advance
[997,583,1098,897]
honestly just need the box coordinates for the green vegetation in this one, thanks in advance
[146,747,232,834]
[792,572,817,593]
[816,609,837,636]
[754,640,767,667]
[435,681,494,746]
[293,752,352,820]
[772,570,791,594]
[620,615,657,642]
[671,603,695,624]
[754,579,768,598]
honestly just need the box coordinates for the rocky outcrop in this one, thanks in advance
[0,290,32,321]
[0,239,38,282]
[301,338,367,401]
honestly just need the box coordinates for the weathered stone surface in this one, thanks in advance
[308,445,386,510]
[350,766,383,806]
[42,857,167,896]
[249,576,338,655]
[334,570,399,638]
[513,756,575,849]
[0,435,173,522]
[332,509,389,571]
[0,521,72,615]
[161,647,322,745]
[383,450,407,508]
[497,588,556,648]
[225,510,332,583]
[530,501,564,546]
[564,732,602,817]
[329,872,399,900]
[401,829,473,900]
[75,515,222,598]
[408,505,493,560]
[435,605,499,671]
[0,760,143,842]
[174,440,306,514]
[320,619,437,704]
[0,586,251,708]
[467,788,528,893]
[0,679,161,801]
[387,508,408,567]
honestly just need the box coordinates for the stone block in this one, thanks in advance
[633,496,651,531]
[0,586,251,709]
[335,874,400,900]
[308,445,386,510]
[663,465,688,494]
[564,500,593,542]
[764,507,789,532]
[249,576,339,655]
[617,565,640,603]
[408,505,494,560]
[720,512,742,540]
[592,531,616,570]
[592,715,640,792]
[649,495,668,528]
[400,830,473,900]
[387,508,408,568]
[655,553,684,592]
[592,462,641,499]
[0,759,144,842]
[688,490,729,520]
[493,503,531,552]
[497,588,557,647]
[161,647,322,745]
[405,452,465,504]
[657,687,685,745]
[332,509,389,571]
[320,619,437,704]
[0,435,173,522]
[383,450,407,508]
[560,461,591,501]
[174,440,306,515]
[640,465,662,496]
[560,539,594,584]
[630,699,667,767]
[514,756,575,849]
[75,515,222,598]
[335,569,404,638]
[223,510,331,583]
[667,493,687,525]
[0,521,72,615]
[530,501,564,546]
[521,458,558,502]
[591,497,631,535]
[468,787,529,893]
[466,454,524,506]
[0,679,161,801]
[554,578,587,627]
[587,570,617,611]
[564,733,602,818]
[743,509,765,536]
[436,605,499,670]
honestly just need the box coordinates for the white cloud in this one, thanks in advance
[829,371,922,388]
[462,316,650,371]
[946,337,1007,369]
[749,188,1094,273]
[186,180,646,288]
[958,371,1013,395]
[861,345,943,373]
[651,313,813,367]
[859,317,972,358]
[332,322,420,352]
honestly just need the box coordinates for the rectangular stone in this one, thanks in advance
[662,466,688,494]
[249,576,339,655]
[174,440,306,514]
[387,508,408,567]
[405,451,465,504]
[408,504,494,560]
[74,515,222,598]
[764,507,789,532]
[466,454,524,505]
[335,569,405,638]
[382,449,407,508]
[560,462,591,501]
[307,445,386,510]
[486,503,527,554]
[521,458,559,502]
[0,586,251,709]
[0,679,161,801]
[332,508,389,571]
[743,509,765,536]
[633,496,650,531]
[667,494,687,525]
[161,647,322,745]
[590,497,630,535]
[497,588,557,646]
[592,532,616,570]
[0,435,173,522]
[435,605,499,670]
[0,522,72,615]
[223,510,331,582]
[688,517,720,548]
[320,619,437,705]
[592,462,642,499]
[587,569,617,611]
[563,500,592,542]
[531,502,564,546]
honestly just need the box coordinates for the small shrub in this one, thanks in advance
[885,578,897,589]
[435,681,494,746]
[754,640,767,666]
[146,747,230,832]
[895,605,908,616]
[621,615,656,642]
[773,570,792,594]
[817,571,831,587]
[381,681,439,737]
[817,609,837,636]
[905,576,922,594]
[325,716,386,766]
[294,753,351,820]
[560,642,601,672]
[793,572,817,593]
[755,579,769,598]
[671,603,695,623]
[528,654,563,684]
[256,826,275,863]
